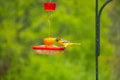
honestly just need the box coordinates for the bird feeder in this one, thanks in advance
[32,38,65,54]
[32,2,65,54]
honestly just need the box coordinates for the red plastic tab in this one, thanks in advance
[44,2,56,11]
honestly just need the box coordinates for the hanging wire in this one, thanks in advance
[49,0,52,2]
[48,18,51,37]
[49,0,56,2]
[47,12,52,37]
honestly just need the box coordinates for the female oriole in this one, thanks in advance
[55,38,80,47]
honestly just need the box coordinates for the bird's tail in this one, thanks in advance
[64,43,81,47]
[69,43,81,46]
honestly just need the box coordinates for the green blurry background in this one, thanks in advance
[0,0,120,80]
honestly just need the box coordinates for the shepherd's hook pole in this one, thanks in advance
[95,0,112,80]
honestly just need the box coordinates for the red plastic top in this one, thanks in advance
[44,2,56,11]
[32,45,65,50]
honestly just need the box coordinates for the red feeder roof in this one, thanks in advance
[44,2,56,11]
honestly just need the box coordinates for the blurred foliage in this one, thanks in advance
[108,0,120,80]
[0,0,116,80]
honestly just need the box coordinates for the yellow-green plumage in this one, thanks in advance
[56,39,80,47]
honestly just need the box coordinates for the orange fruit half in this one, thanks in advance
[43,37,55,46]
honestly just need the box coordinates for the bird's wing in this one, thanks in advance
[62,40,70,43]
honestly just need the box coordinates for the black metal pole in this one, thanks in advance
[95,0,112,80]
[95,0,99,80]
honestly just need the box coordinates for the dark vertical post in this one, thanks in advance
[95,0,99,80]
[95,0,112,80]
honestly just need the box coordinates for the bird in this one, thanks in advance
[55,38,81,47]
